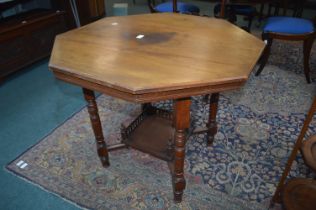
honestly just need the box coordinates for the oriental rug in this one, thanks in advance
[7,40,316,210]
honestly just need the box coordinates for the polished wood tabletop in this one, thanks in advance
[49,13,264,103]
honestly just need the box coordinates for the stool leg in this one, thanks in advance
[303,36,314,84]
[83,88,110,167]
[255,33,273,76]
[268,3,272,16]
[257,3,264,27]
[271,97,316,204]
[246,15,253,32]
[207,93,219,146]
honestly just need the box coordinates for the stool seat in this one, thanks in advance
[155,1,200,14]
[264,17,314,35]
[283,178,316,210]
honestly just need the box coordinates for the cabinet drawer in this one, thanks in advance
[0,34,29,77]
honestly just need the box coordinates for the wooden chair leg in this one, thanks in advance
[257,3,264,26]
[274,3,280,16]
[303,36,315,84]
[207,93,219,146]
[255,33,273,76]
[271,97,316,205]
[246,15,253,32]
[268,3,272,16]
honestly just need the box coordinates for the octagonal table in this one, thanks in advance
[49,13,264,202]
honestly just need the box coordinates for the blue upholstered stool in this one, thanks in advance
[154,1,200,14]
[255,16,315,83]
[264,17,314,34]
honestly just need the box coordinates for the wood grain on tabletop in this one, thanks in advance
[49,13,265,94]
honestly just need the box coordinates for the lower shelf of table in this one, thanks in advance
[121,107,175,162]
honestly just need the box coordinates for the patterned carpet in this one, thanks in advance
[7,40,316,209]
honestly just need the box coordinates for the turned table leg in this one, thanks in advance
[82,88,110,167]
[207,93,219,146]
[173,97,191,202]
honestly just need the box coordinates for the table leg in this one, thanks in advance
[82,88,110,167]
[207,93,219,146]
[173,97,191,202]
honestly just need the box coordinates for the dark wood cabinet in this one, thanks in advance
[0,0,106,82]
[0,8,66,81]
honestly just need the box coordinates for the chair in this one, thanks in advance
[255,0,315,83]
[266,0,305,18]
[213,1,257,32]
[282,135,316,210]
[271,97,316,207]
[147,0,200,15]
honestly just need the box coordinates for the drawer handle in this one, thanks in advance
[21,20,27,24]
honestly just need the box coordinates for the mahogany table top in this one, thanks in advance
[49,13,265,103]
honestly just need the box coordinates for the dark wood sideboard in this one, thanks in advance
[0,9,67,82]
[0,0,106,83]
